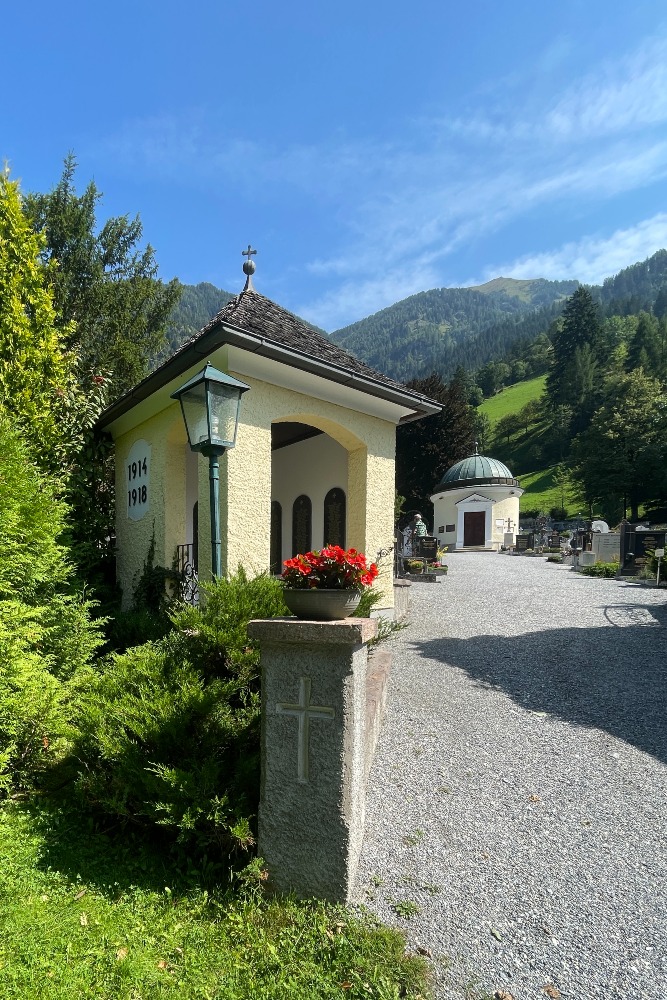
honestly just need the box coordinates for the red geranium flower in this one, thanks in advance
[281,546,379,591]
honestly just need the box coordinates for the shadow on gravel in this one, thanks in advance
[412,598,667,765]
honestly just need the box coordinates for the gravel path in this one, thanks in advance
[355,553,667,1000]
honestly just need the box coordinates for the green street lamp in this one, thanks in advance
[171,364,250,578]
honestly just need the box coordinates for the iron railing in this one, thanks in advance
[176,543,199,605]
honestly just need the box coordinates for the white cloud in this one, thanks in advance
[443,33,667,146]
[546,36,667,140]
[92,27,667,329]
[478,214,667,286]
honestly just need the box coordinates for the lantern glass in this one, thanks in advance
[208,380,243,448]
[172,365,250,452]
[179,382,209,448]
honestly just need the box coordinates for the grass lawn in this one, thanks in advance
[517,466,565,514]
[478,375,546,428]
[0,801,430,1000]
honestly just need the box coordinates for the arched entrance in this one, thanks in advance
[270,418,359,568]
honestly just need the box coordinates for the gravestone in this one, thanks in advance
[415,535,438,561]
[549,532,561,548]
[591,532,620,563]
[620,522,667,575]
[516,534,533,552]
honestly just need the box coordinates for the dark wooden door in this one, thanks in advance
[464,511,485,546]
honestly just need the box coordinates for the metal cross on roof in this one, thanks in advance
[241,244,257,289]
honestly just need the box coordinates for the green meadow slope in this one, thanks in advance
[478,376,569,514]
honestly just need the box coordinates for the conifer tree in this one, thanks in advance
[0,170,88,472]
[625,311,662,375]
[396,373,476,520]
[25,155,181,396]
[546,287,602,411]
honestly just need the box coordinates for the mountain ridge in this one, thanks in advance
[164,251,667,382]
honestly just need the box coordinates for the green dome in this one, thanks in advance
[436,452,519,491]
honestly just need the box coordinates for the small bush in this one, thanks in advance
[0,414,103,794]
[72,569,289,864]
[546,555,563,563]
[580,561,620,577]
[405,560,424,573]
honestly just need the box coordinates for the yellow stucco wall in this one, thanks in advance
[114,407,190,606]
[219,374,396,607]
[113,368,397,610]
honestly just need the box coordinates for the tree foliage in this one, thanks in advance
[25,155,181,395]
[396,373,476,518]
[546,286,602,412]
[0,170,90,472]
[0,412,102,793]
[570,370,667,522]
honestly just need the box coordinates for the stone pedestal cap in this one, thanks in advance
[248,617,378,646]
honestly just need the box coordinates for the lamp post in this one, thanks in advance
[171,364,250,578]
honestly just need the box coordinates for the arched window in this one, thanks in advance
[323,488,346,548]
[292,494,312,555]
[270,501,283,574]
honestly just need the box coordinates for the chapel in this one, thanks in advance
[98,250,440,612]
[430,448,523,551]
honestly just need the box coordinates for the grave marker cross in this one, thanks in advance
[276,676,335,783]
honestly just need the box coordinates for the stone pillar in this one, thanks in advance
[247,617,378,903]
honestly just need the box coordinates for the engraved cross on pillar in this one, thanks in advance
[276,676,334,783]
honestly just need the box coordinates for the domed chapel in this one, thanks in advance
[430,447,523,550]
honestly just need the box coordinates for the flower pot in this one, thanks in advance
[282,588,362,621]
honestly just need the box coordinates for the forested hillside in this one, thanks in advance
[162,282,234,357]
[329,279,578,381]
[327,251,667,391]
[597,249,667,314]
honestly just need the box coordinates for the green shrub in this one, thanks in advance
[0,414,103,794]
[580,561,620,577]
[72,570,289,863]
[546,555,563,563]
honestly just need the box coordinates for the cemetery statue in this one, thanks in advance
[411,513,428,541]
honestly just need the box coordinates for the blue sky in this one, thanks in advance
[4,1,667,331]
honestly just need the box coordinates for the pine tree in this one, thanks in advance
[625,311,662,374]
[546,287,602,410]
[25,155,181,396]
[396,373,476,519]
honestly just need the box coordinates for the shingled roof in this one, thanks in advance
[99,284,441,429]
[197,287,406,393]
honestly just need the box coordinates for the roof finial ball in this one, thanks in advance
[242,244,257,291]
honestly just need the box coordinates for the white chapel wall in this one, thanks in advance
[272,433,348,562]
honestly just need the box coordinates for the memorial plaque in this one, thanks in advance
[323,488,346,548]
[126,439,151,521]
[292,494,312,555]
[515,534,531,552]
